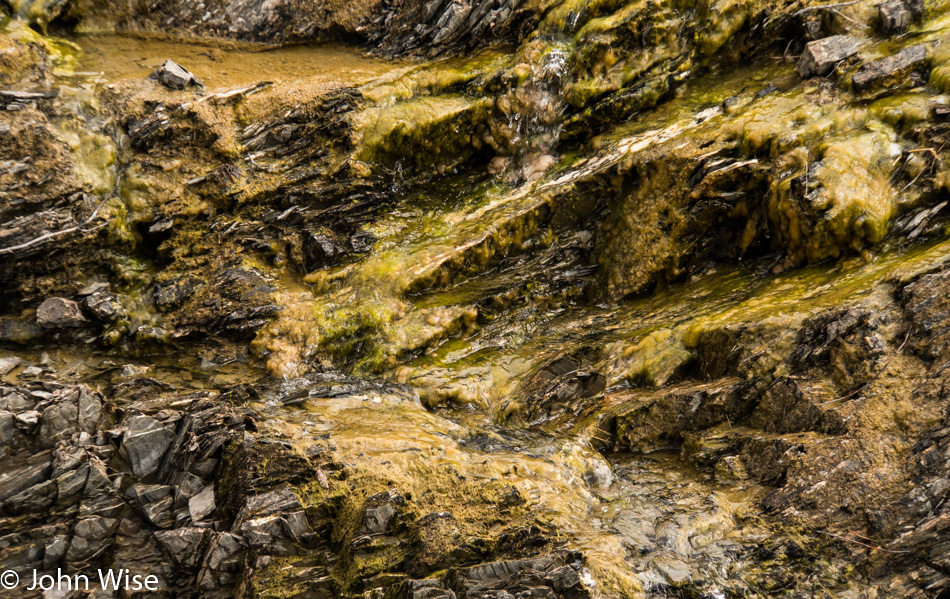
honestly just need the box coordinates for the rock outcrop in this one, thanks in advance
[3,0,950,596]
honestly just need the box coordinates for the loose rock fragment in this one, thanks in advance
[932,103,950,119]
[83,291,119,321]
[878,0,925,32]
[852,44,930,92]
[150,60,203,91]
[796,35,862,78]
[36,298,88,329]
[879,0,911,32]
[0,89,58,108]
[0,357,20,376]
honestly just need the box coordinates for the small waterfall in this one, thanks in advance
[487,48,568,184]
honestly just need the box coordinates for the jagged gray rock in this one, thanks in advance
[156,528,209,568]
[36,298,88,329]
[797,35,862,78]
[189,484,216,522]
[119,414,176,478]
[879,0,911,32]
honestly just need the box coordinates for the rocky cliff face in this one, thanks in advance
[2,0,950,597]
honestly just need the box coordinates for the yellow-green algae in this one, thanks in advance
[1,16,80,74]
[253,41,943,379]
[398,235,950,420]
[259,391,649,597]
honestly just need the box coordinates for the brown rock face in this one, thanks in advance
[63,0,536,56]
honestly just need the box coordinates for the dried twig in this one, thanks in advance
[820,384,867,405]
[793,0,863,17]
[0,186,117,256]
[899,149,940,192]
[831,7,870,29]
[196,81,273,105]
[818,530,911,554]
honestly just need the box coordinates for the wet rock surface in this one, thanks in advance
[3,0,950,597]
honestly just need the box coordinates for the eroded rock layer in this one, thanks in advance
[2,0,950,596]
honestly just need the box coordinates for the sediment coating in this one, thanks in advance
[2,0,950,597]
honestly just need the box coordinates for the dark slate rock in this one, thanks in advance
[83,291,120,321]
[350,230,378,253]
[119,414,176,478]
[361,489,406,534]
[302,231,348,270]
[128,484,176,528]
[155,528,209,568]
[154,276,205,312]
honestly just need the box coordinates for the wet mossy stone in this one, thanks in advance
[153,276,206,312]
[7,0,68,32]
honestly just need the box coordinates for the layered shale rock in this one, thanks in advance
[3,0,950,596]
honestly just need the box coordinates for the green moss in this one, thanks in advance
[868,92,932,130]
[8,0,60,33]
[694,0,756,58]
[60,127,117,196]
[355,95,492,174]
[928,44,950,92]
[1,17,80,71]
[361,48,510,105]
[768,127,900,266]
